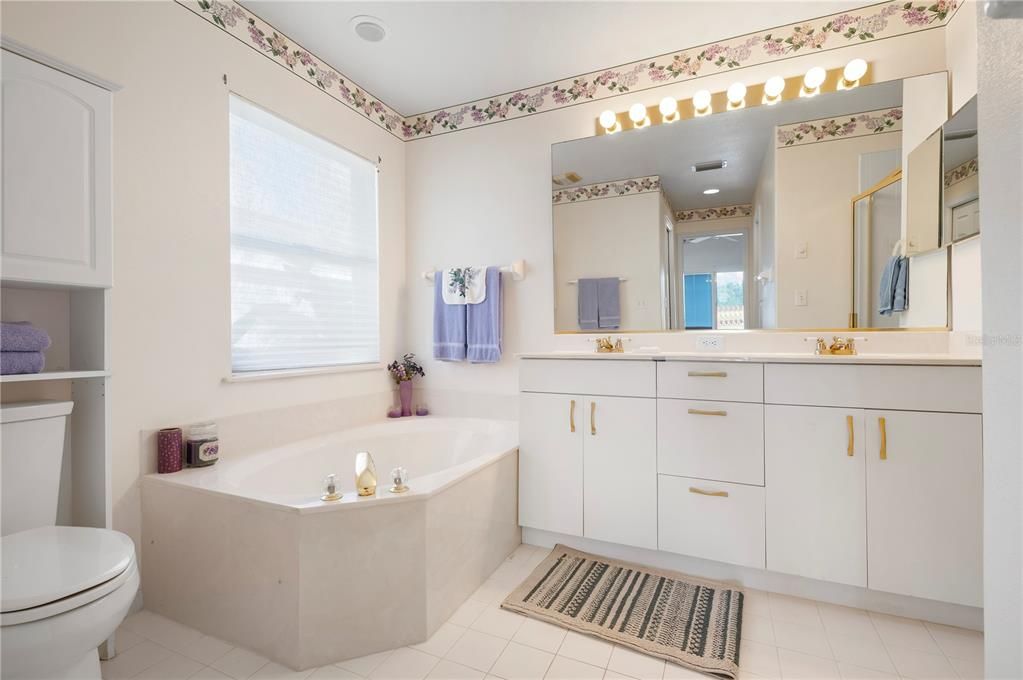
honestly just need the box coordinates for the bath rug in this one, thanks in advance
[501,545,743,679]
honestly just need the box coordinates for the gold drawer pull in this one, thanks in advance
[569,400,576,433]
[688,408,727,417]
[590,401,597,435]
[846,415,854,457]
[688,371,727,378]
[689,487,728,498]
[879,417,887,460]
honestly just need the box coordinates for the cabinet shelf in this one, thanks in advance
[0,369,109,383]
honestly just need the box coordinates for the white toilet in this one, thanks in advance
[0,401,139,680]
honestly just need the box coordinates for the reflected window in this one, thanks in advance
[681,233,746,330]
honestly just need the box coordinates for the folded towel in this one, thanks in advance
[577,279,599,330]
[433,275,467,361]
[467,267,502,363]
[597,277,621,329]
[0,322,51,352]
[893,256,909,312]
[442,266,487,305]
[878,255,900,316]
[1,351,45,375]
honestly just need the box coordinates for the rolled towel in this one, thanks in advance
[1,351,45,375]
[0,322,51,352]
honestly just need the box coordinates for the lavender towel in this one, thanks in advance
[1,351,45,375]
[597,277,621,329]
[1,322,51,352]
[577,279,599,330]
[433,275,467,361]
[467,267,503,363]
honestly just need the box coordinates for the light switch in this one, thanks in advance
[795,242,808,259]
[794,289,808,306]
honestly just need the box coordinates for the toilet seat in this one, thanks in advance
[1,527,136,626]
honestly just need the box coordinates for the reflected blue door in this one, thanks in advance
[684,274,713,329]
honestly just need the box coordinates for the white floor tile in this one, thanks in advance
[885,644,958,679]
[183,635,235,666]
[102,640,174,680]
[336,651,394,678]
[740,615,774,645]
[250,662,316,680]
[948,654,984,680]
[736,640,780,679]
[450,599,490,627]
[471,580,516,607]
[113,625,146,654]
[544,656,604,680]
[661,662,708,679]
[776,648,840,679]
[556,633,614,669]
[124,611,205,657]
[427,659,487,680]
[606,647,663,680]
[837,662,898,680]
[826,633,895,674]
[513,619,568,654]
[924,622,984,661]
[741,590,771,620]
[472,607,526,640]
[370,648,440,680]
[489,642,554,680]
[446,629,509,673]
[600,672,635,680]
[817,604,880,642]
[412,624,468,658]
[869,613,941,654]
[772,619,832,658]
[308,667,362,680]
[134,651,205,680]
[211,648,271,680]
[192,668,236,680]
[767,594,822,629]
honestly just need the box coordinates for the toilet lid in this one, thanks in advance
[1,527,135,613]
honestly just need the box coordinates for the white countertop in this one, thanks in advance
[517,351,981,366]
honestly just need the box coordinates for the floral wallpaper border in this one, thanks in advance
[178,0,958,142]
[552,176,661,205]
[776,106,903,148]
[676,204,753,222]
[944,157,978,187]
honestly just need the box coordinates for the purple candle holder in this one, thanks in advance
[157,428,183,473]
[387,407,402,419]
[416,405,429,416]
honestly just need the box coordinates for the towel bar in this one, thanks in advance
[422,260,525,283]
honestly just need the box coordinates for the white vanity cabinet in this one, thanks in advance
[1,49,113,287]
[519,392,585,536]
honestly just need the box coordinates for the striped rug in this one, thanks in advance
[501,545,743,679]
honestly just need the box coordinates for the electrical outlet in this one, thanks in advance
[795,289,808,306]
[698,335,724,351]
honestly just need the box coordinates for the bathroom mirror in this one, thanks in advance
[551,77,955,333]
[942,96,979,244]
[905,129,943,255]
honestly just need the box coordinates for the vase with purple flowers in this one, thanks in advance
[388,353,425,417]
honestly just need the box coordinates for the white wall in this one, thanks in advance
[753,141,778,329]
[0,2,407,551]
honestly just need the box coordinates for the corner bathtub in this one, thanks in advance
[141,418,520,671]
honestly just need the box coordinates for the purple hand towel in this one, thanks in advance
[1,351,45,375]
[467,267,502,363]
[433,275,467,361]
[0,322,51,352]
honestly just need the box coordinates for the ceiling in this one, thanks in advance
[552,79,903,211]
[242,1,873,115]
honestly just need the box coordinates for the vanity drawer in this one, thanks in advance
[764,364,982,413]
[519,359,655,397]
[657,400,764,485]
[658,475,765,569]
[657,361,763,402]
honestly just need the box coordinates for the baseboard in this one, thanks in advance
[522,528,983,631]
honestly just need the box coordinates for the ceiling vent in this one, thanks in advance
[691,160,727,173]
[552,172,583,186]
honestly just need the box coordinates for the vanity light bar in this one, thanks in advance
[595,60,870,136]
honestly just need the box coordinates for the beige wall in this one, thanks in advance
[1,2,407,550]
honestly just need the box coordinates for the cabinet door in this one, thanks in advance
[1,50,112,287]
[865,410,983,606]
[584,396,657,549]
[519,393,583,536]
[766,405,866,587]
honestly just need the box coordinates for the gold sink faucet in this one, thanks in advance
[815,336,857,356]
[595,336,624,353]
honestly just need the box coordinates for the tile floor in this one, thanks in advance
[104,544,983,680]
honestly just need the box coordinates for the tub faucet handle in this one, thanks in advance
[390,466,409,494]
[321,473,342,502]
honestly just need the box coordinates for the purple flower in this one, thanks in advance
[901,7,931,26]
[247,25,267,50]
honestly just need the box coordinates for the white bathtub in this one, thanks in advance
[141,417,520,670]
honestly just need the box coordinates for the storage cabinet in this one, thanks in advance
[766,405,867,587]
[518,392,583,536]
[657,399,764,485]
[865,410,983,607]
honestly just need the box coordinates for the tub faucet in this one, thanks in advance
[355,451,377,497]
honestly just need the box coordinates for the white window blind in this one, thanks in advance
[229,95,379,373]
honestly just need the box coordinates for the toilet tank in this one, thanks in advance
[1,401,74,536]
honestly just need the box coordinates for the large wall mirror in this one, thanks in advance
[551,77,962,333]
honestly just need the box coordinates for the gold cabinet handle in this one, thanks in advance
[688,371,728,378]
[879,417,887,460]
[846,415,854,457]
[688,408,728,416]
[569,400,576,433]
[590,401,596,435]
[689,487,728,498]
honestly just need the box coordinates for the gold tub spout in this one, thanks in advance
[355,451,377,496]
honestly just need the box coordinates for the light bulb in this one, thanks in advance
[703,188,720,195]
[659,96,678,117]
[764,76,785,99]
[693,89,712,115]
[599,109,617,131]
[726,82,747,106]
[802,66,826,96]
[842,58,867,87]
[628,102,649,126]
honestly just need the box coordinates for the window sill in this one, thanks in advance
[224,362,383,383]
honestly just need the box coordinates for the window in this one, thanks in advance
[229,95,379,373]
[680,232,747,330]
